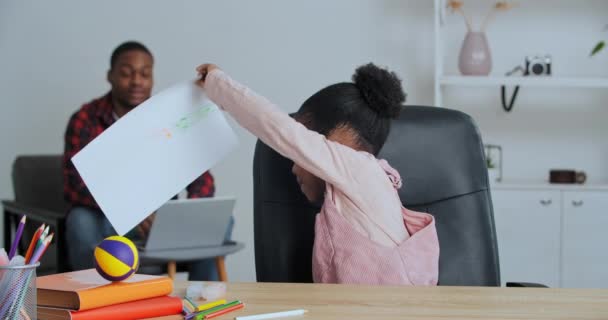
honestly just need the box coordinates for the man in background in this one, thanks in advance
[62,41,231,280]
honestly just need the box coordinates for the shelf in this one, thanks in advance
[440,76,608,88]
[491,181,608,191]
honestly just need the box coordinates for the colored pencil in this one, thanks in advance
[39,233,54,259]
[203,302,244,319]
[184,297,198,310]
[24,224,44,263]
[35,226,50,251]
[31,233,53,264]
[196,299,227,312]
[8,215,26,259]
[189,300,241,320]
[20,308,32,320]
[183,299,196,313]
[31,225,50,262]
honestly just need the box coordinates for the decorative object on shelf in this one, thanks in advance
[434,2,608,109]
[550,169,587,184]
[500,54,553,113]
[501,65,524,112]
[589,24,607,57]
[459,32,492,75]
[525,55,552,76]
[447,1,514,76]
[484,144,502,183]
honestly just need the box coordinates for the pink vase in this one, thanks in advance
[458,31,492,76]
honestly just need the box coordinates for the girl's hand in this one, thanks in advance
[196,64,220,87]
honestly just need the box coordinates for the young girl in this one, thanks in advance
[197,63,439,285]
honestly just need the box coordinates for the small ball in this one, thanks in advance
[94,236,139,282]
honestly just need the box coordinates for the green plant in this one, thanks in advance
[486,157,496,169]
[590,24,607,57]
[590,41,605,56]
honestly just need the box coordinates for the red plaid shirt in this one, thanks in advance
[63,92,215,209]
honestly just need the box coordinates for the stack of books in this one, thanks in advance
[36,269,183,320]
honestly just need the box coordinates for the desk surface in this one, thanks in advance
[170,282,608,320]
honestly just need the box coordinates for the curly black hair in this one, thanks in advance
[296,63,406,155]
[110,41,153,69]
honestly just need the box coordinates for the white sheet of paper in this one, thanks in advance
[72,81,238,235]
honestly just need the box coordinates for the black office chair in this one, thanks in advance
[253,105,543,286]
[2,155,69,275]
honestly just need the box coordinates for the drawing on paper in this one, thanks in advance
[175,104,216,129]
[160,104,217,139]
[162,128,172,139]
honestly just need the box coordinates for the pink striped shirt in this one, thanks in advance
[205,69,439,285]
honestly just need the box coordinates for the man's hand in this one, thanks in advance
[137,212,156,239]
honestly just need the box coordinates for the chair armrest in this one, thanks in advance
[506,282,549,288]
[2,200,67,224]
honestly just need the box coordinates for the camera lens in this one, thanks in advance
[531,63,544,75]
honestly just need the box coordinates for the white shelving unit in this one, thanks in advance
[433,0,608,288]
[440,76,608,88]
[491,181,608,191]
[492,186,608,288]
[432,0,608,107]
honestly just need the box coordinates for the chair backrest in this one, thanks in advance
[253,106,500,286]
[12,155,69,213]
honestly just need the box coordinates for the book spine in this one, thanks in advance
[72,296,182,320]
[78,279,174,311]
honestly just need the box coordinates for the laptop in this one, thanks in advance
[139,196,235,252]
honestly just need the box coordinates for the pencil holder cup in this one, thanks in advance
[0,262,39,320]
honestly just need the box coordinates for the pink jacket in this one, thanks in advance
[205,70,439,285]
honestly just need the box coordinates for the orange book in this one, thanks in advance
[37,296,183,320]
[36,269,173,311]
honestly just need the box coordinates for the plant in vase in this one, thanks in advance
[447,1,515,76]
[484,144,502,183]
[486,157,495,170]
[486,155,499,183]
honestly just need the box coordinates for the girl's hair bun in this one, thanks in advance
[352,63,406,119]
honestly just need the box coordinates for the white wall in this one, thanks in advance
[0,0,434,281]
[1,0,607,282]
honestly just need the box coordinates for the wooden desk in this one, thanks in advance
[170,282,608,320]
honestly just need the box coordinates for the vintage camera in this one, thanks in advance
[525,55,552,76]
